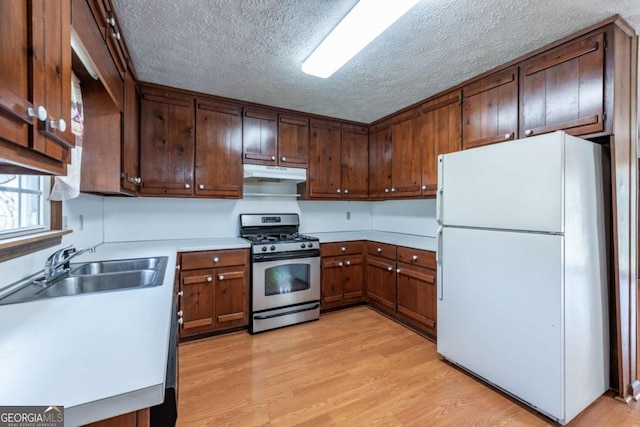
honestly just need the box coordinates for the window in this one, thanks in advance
[0,175,49,238]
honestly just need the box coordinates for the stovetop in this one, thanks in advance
[243,233,318,245]
[239,214,320,255]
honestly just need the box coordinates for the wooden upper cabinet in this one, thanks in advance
[242,107,277,165]
[0,0,72,175]
[278,114,309,167]
[139,88,195,196]
[462,67,518,149]
[392,107,422,198]
[421,91,461,196]
[308,119,342,199]
[368,120,393,200]
[520,30,606,138]
[195,99,243,198]
[341,124,369,200]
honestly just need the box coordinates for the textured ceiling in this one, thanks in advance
[111,0,640,123]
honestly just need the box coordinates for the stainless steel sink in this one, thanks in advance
[36,270,158,298]
[69,257,163,275]
[0,256,168,305]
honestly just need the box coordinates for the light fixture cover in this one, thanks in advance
[302,0,421,78]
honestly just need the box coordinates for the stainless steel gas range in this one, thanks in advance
[240,213,320,333]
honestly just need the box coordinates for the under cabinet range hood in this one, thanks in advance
[243,164,307,183]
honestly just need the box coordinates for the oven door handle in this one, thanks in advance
[253,303,320,320]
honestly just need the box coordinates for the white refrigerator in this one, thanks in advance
[436,131,609,425]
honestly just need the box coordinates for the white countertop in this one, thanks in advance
[177,237,250,251]
[311,230,437,252]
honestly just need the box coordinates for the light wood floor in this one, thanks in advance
[177,306,640,426]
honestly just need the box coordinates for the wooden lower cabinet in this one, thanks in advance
[365,254,396,316]
[396,262,437,336]
[178,249,249,339]
[320,242,364,309]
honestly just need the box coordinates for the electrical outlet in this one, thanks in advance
[62,215,68,230]
[346,211,351,220]
[79,214,84,231]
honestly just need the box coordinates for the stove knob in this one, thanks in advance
[307,243,313,248]
[270,245,276,251]
[300,243,306,248]
[261,246,267,252]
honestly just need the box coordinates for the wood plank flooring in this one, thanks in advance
[177,306,640,426]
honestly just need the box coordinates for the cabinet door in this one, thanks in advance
[396,263,437,336]
[520,31,605,138]
[462,67,518,149]
[341,124,369,200]
[368,120,393,199]
[321,256,345,307]
[309,119,342,199]
[343,255,364,302]
[392,107,422,197]
[121,72,139,192]
[421,91,461,196]
[365,255,397,315]
[214,265,248,329]
[278,114,309,167]
[180,269,215,337]
[242,107,277,165]
[195,100,242,198]
[139,90,195,195]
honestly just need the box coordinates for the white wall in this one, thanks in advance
[371,199,438,237]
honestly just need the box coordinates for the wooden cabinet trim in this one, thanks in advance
[369,119,392,133]
[141,93,192,108]
[463,69,516,98]
[464,133,514,149]
[525,114,600,137]
[197,100,241,115]
[342,124,368,134]
[524,37,602,76]
[367,257,394,270]
[0,82,34,125]
[397,306,436,329]
[244,108,277,121]
[279,115,309,126]
[310,119,341,130]
[183,318,213,329]
[421,95,460,113]
[217,312,244,323]
[392,107,420,124]
[397,266,435,284]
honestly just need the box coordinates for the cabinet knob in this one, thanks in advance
[341,247,346,252]
[412,255,418,261]
[177,310,183,317]
[387,266,393,272]
[384,188,390,193]
[271,155,276,161]
[338,262,343,267]
[421,185,426,191]
[391,188,396,192]
[177,291,183,296]
[524,129,533,136]
[336,189,341,193]
[396,268,401,273]
[213,257,220,263]
[111,30,121,40]
[135,177,142,185]
[106,16,116,26]
[218,275,224,280]
[207,276,212,282]
[344,189,349,194]
[346,260,351,266]
[177,318,183,325]
[281,156,286,161]
[50,118,66,132]
[198,184,205,190]
[377,247,382,253]
[505,133,512,140]
[27,105,47,121]
[184,183,191,189]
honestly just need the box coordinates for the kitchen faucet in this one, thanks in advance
[43,245,96,283]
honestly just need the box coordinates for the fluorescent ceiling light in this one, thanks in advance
[71,26,99,80]
[301,0,421,78]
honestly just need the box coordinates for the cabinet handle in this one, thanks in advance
[421,185,426,191]
[177,310,183,317]
[344,189,349,194]
[207,276,212,282]
[341,247,346,252]
[524,129,533,136]
[391,188,396,193]
[504,133,513,140]
[346,260,351,266]
[213,257,220,263]
[49,118,66,132]
[184,183,191,189]
[281,156,287,161]
[218,275,224,280]
[106,15,116,26]
[198,184,205,190]
[387,266,393,272]
[135,177,142,185]
[412,255,418,261]
[396,268,401,273]
[336,189,341,193]
[338,262,343,267]
[384,188,390,193]
[377,247,382,253]
[111,30,121,40]
[271,155,276,161]
[177,291,183,296]
[27,105,47,121]
[178,318,183,325]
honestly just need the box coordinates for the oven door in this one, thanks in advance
[252,254,320,312]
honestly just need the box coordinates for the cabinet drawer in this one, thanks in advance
[321,241,364,257]
[181,249,248,270]
[397,246,436,269]
[366,242,396,260]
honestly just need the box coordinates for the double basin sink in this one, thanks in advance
[0,256,168,305]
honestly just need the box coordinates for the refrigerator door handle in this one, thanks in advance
[436,155,444,225]
[437,226,443,301]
